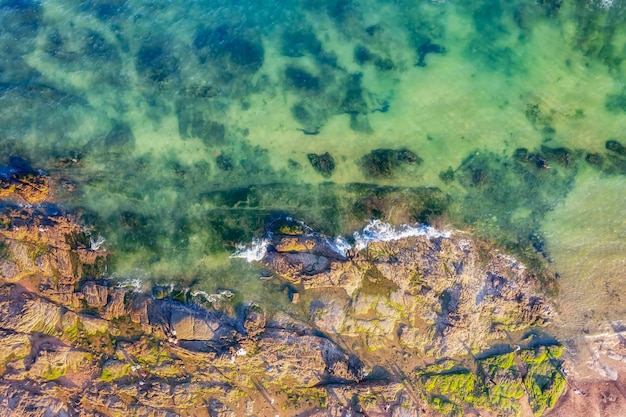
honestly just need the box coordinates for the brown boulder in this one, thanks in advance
[81,281,108,308]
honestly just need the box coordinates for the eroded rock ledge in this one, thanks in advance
[0,171,572,417]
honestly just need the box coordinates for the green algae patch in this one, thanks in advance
[415,345,566,416]
[100,360,131,382]
[520,346,566,415]
[41,366,67,381]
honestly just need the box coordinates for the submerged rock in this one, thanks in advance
[360,148,422,178]
[307,152,335,177]
[606,139,626,156]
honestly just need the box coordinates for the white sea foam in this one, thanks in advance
[191,289,234,303]
[353,219,451,250]
[90,235,106,251]
[322,236,352,257]
[230,238,270,262]
[232,219,450,263]
[117,278,143,292]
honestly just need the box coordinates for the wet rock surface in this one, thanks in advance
[0,171,621,417]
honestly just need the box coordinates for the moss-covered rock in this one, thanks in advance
[100,359,131,382]
[416,345,566,416]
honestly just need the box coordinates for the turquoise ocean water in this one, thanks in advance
[1,0,625,336]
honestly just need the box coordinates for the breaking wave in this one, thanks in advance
[231,238,271,262]
[231,219,450,262]
[353,219,451,250]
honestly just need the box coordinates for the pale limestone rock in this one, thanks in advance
[170,307,219,340]
[61,311,79,332]
[0,331,30,370]
[0,259,19,281]
[16,298,62,335]
[29,347,92,380]
[80,314,109,335]
[0,384,71,417]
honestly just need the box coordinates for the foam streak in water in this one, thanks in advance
[353,219,450,250]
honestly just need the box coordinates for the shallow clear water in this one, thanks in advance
[1,0,625,332]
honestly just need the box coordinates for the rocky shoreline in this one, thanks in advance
[0,168,624,416]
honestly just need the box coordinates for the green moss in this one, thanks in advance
[282,386,328,410]
[63,322,80,343]
[100,361,131,382]
[519,346,566,415]
[42,366,66,381]
[429,395,461,415]
[27,244,48,261]
[275,219,306,235]
[417,346,565,417]
[418,359,457,375]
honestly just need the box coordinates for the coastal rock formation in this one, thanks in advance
[0,168,617,417]
[262,225,553,356]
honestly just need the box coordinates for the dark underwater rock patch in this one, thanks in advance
[216,154,234,171]
[512,148,550,169]
[583,143,626,176]
[354,45,372,64]
[416,38,446,67]
[193,25,264,73]
[136,42,179,83]
[360,148,422,178]
[540,145,575,167]
[584,152,603,166]
[605,139,626,156]
[98,123,135,152]
[291,102,325,134]
[605,92,626,113]
[84,30,119,63]
[227,38,265,72]
[285,66,321,93]
[354,45,396,71]
[176,101,227,145]
[0,0,43,39]
[453,148,580,269]
[307,152,335,178]
[281,29,322,58]
[341,73,367,114]
[80,0,127,20]
[439,167,455,183]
